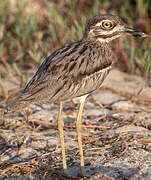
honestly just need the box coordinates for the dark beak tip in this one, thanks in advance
[141,33,149,38]
[125,27,148,38]
[138,31,148,38]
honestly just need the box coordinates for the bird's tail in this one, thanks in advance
[0,95,30,118]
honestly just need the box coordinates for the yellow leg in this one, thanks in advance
[76,95,88,168]
[58,101,67,169]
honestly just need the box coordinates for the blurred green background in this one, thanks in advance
[0,0,150,100]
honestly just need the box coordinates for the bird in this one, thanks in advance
[2,14,147,176]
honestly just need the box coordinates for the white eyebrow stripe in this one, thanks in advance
[95,22,103,26]
[93,24,125,35]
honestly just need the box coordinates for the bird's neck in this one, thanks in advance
[82,37,112,53]
[82,35,112,47]
[80,38,115,69]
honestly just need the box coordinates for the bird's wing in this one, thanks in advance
[15,41,113,103]
[17,41,83,101]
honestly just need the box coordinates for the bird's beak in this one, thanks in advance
[125,27,148,37]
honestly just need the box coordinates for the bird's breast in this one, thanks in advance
[60,65,112,101]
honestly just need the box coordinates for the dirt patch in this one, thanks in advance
[0,69,151,180]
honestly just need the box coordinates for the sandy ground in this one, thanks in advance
[0,69,151,180]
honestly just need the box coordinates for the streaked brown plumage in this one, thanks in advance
[15,42,112,105]
[7,38,114,111]
[2,14,147,176]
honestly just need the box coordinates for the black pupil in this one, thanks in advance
[104,22,110,27]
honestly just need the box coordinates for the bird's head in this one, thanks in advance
[83,14,147,43]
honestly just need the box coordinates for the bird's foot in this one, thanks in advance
[63,166,92,178]
[63,168,78,178]
[80,166,91,177]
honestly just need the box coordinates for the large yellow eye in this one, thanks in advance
[101,20,114,30]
